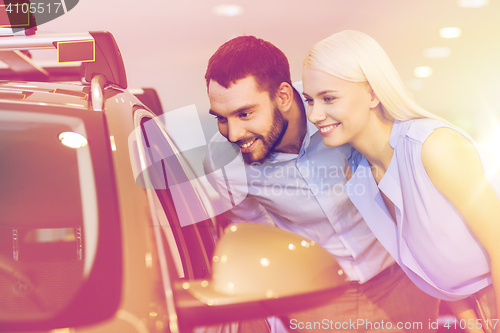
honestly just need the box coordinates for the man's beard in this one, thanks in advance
[241,107,288,165]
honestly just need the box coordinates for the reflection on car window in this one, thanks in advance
[137,116,216,280]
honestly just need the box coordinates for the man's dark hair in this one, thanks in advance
[205,36,292,97]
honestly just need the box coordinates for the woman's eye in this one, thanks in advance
[304,98,313,105]
[323,96,335,103]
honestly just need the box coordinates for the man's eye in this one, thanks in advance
[215,115,227,123]
[239,112,251,118]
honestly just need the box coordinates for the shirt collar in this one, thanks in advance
[389,120,408,149]
[266,115,318,163]
[266,83,317,163]
[379,121,404,211]
[348,121,404,213]
[345,156,399,259]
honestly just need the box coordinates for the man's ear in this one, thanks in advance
[274,82,294,112]
[367,84,380,109]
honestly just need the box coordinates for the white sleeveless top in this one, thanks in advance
[345,118,500,300]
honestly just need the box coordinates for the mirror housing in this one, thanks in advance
[176,223,349,327]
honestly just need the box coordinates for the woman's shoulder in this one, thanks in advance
[399,118,472,152]
[393,118,475,164]
[421,126,478,175]
[398,118,455,143]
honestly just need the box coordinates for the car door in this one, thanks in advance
[130,110,272,333]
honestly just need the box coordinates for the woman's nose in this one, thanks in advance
[306,103,327,124]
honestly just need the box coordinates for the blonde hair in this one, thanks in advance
[304,30,439,121]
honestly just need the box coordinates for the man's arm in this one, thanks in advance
[203,137,274,227]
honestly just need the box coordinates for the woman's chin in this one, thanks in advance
[322,136,345,147]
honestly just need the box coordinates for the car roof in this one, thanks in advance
[0,31,129,113]
[0,81,90,109]
[0,32,127,88]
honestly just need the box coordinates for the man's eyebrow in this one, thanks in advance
[230,104,257,116]
[209,104,257,117]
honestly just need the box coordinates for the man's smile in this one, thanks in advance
[238,138,259,152]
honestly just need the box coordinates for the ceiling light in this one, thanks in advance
[212,5,244,17]
[58,132,88,149]
[440,27,462,38]
[414,66,433,78]
[457,0,489,8]
[423,47,451,58]
[260,258,270,267]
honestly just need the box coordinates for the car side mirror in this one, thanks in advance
[175,223,349,328]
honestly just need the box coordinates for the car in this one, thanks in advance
[0,29,347,332]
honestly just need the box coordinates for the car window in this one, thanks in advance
[0,110,98,321]
[134,114,216,280]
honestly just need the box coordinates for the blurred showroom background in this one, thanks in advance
[30,0,500,175]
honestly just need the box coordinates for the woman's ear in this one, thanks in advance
[367,85,380,109]
[275,82,294,112]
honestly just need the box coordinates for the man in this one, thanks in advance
[203,36,438,332]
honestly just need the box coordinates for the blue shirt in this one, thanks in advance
[203,116,394,283]
[346,119,499,299]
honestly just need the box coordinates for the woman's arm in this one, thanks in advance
[422,127,500,333]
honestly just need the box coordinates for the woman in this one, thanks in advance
[302,30,499,333]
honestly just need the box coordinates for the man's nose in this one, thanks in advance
[227,121,247,143]
[306,104,327,124]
